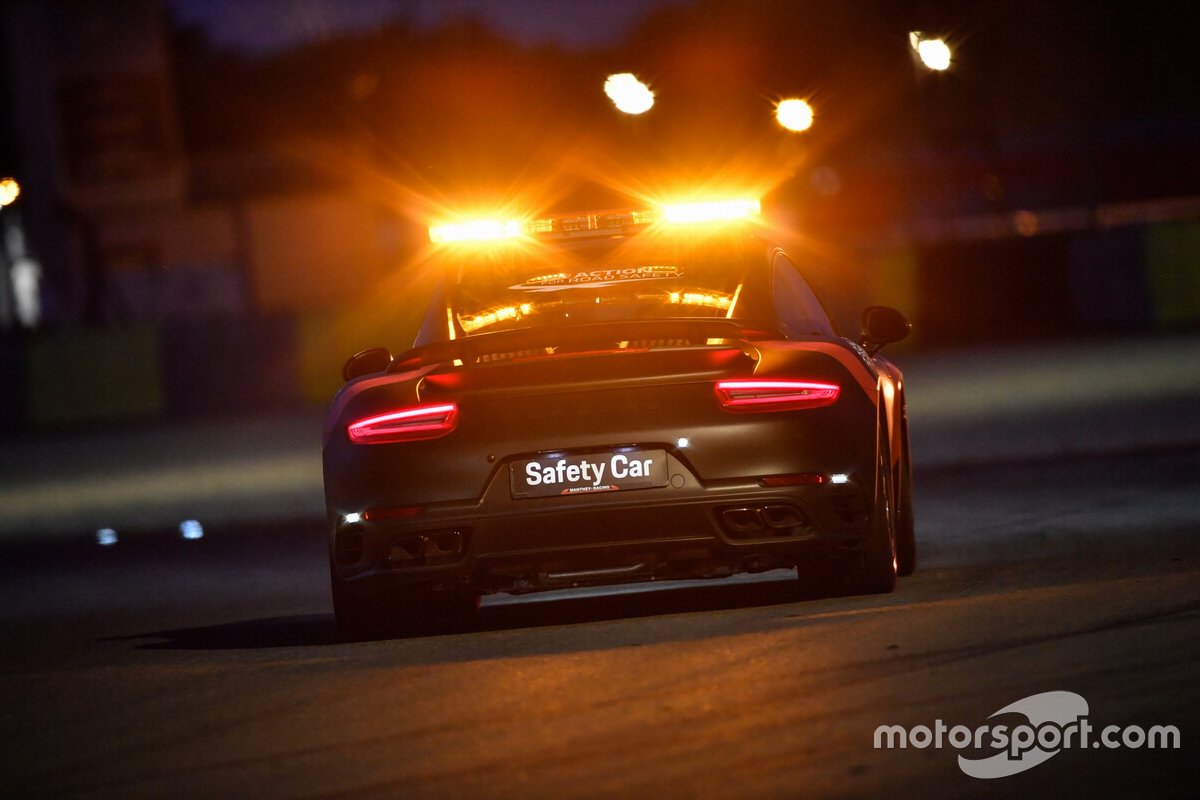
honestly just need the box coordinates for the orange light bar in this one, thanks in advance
[663,198,761,225]
[428,197,761,244]
[429,219,522,244]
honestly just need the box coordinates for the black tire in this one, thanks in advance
[847,432,898,595]
[794,559,846,600]
[330,561,387,642]
[894,416,917,577]
[331,558,478,641]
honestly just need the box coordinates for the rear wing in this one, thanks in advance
[393,319,775,371]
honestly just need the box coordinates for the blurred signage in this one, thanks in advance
[58,74,175,186]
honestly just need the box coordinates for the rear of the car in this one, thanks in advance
[323,200,887,636]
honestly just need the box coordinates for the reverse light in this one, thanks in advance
[715,379,840,412]
[347,403,458,444]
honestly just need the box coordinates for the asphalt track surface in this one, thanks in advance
[2,334,1198,798]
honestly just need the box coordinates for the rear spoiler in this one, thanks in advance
[389,319,775,371]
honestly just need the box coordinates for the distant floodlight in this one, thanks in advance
[775,98,814,132]
[180,519,204,540]
[97,528,118,546]
[604,73,654,115]
[0,178,19,207]
[910,32,952,71]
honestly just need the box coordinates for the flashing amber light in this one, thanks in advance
[429,197,761,245]
[663,198,761,225]
[715,379,840,412]
[429,219,522,244]
[459,303,533,333]
[347,403,458,444]
[668,290,732,309]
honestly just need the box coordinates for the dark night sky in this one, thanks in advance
[163,0,1200,128]
[159,0,1200,209]
[166,0,678,54]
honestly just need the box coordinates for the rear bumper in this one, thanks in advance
[329,469,873,595]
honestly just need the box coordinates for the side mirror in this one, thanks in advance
[342,347,393,382]
[860,306,911,353]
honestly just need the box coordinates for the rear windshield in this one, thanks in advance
[448,232,767,336]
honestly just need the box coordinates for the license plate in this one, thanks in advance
[510,449,669,498]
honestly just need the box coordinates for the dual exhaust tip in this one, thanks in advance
[388,530,467,563]
[720,504,809,539]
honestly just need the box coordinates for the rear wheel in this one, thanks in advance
[330,561,387,641]
[894,415,917,577]
[794,559,845,600]
[331,559,478,641]
[847,436,898,595]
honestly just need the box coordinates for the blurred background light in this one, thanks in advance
[910,32,952,71]
[775,98,814,132]
[604,73,654,115]
[0,178,19,207]
[96,528,118,546]
[180,519,204,540]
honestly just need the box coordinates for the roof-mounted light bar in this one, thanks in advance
[428,197,760,244]
[429,219,522,244]
[662,198,761,225]
[527,209,658,236]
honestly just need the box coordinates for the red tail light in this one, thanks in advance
[715,379,840,412]
[346,403,458,444]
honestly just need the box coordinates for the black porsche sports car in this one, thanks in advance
[322,197,913,639]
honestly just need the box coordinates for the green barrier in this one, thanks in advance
[1145,220,1200,327]
[0,341,26,432]
[26,326,164,427]
[297,303,428,407]
[297,313,354,408]
[868,247,920,351]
